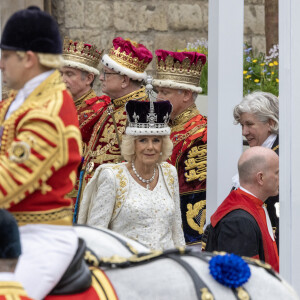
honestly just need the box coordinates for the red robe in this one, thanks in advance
[210,189,279,272]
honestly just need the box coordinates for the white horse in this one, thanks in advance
[74,225,299,300]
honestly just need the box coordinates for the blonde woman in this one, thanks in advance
[78,100,185,250]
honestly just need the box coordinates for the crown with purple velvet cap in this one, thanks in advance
[102,37,153,81]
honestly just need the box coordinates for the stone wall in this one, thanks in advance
[0,0,267,59]
[50,0,266,94]
[1,0,44,33]
[51,0,266,60]
[0,0,267,95]
[244,0,266,53]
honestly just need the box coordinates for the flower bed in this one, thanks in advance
[178,39,279,96]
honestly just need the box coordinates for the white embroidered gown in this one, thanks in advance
[78,163,185,250]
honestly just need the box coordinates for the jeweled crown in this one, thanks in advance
[63,37,102,69]
[108,46,149,74]
[125,100,172,136]
[156,55,204,86]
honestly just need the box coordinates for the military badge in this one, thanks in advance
[9,141,30,163]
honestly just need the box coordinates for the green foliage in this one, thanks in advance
[243,44,279,96]
[178,40,279,96]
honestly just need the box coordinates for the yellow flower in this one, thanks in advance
[271,71,275,75]
[260,63,265,66]
[274,61,278,65]
[276,78,279,82]
[252,59,257,63]
[246,75,251,79]
[269,63,274,67]
[243,70,247,74]
[254,79,260,83]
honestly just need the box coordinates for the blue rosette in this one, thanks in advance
[209,254,251,288]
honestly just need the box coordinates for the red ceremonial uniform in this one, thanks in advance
[77,94,111,150]
[68,90,111,200]
[0,70,81,226]
[168,104,207,245]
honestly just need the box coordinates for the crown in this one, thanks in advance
[125,100,172,136]
[156,55,203,86]
[153,50,206,93]
[101,37,152,81]
[108,46,149,74]
[62,37,102,74]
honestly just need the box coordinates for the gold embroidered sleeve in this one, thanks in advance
[0,108,81,208]
[184,144,207,182]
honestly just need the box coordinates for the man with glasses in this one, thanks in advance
[153,50,207,247]
[73,37,152,220]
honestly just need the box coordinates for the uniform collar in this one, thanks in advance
[74,89,96,108]
[170,104,199,127]
[113,86,147,108]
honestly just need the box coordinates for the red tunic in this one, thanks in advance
[68,91,111,201]
[75,89,111,154]
[211,189,279,272]
[168,104,207,244]
[0,70,81,226]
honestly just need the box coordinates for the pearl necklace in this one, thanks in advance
[132,161,156,190]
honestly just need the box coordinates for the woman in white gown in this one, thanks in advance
[78,100,185,250]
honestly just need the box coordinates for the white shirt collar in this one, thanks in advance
[5,70,54,120]
[261,133,277,149]
[239,186,257,198]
